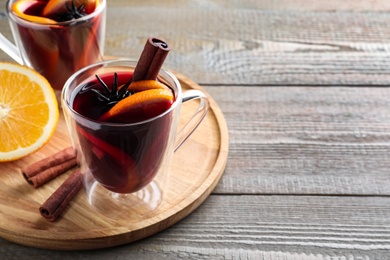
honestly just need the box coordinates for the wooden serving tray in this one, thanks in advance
[0,73,228,250]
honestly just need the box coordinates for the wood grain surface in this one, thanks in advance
[0,74,228,250]
[1,0,390,259]
[102,2,390,86]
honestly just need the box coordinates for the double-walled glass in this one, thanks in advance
[5,0,106,90]
[61,59,209,219]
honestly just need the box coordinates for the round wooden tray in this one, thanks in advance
[0,72,228,250]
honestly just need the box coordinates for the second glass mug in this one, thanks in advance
[62,59,209,219]
[1,0,106,90]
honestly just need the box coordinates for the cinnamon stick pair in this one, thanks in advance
[22,146,77,188]
[22,146,82,221]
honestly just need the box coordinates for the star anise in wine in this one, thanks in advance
[89,73,133,108]
[56,0,87,22]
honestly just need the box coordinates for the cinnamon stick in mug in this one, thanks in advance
[132,37,170,81]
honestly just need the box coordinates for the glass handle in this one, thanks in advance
[0,32,23,65]
[175,90,210,151]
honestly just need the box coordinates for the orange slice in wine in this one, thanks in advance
[128,80,169,93]
[42,0,99,19]
[116,80,169,95]
[76,126,140,193]
[99,88,174,123]
[12,0,57,24]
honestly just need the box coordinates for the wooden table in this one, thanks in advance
[1,0,390,258]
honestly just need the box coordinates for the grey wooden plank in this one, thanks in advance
[1,195,390,259]
[2,6,390,85]
[103,8,390,85]
[202,86,390,195]
[108,0,390,11]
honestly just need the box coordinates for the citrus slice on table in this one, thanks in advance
[0,62,59,162]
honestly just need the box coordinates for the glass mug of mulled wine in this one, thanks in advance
[62,59,209,219]
[2,0,106,90]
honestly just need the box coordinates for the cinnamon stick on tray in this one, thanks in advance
[22,146,77,188]
[132,37,170,81]
[39,169,83,222]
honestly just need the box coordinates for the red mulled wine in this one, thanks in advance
[71,72,173,193]
[9,0,105,90]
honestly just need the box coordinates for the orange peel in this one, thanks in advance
[42,0,99,19]
[12,0,57,24]
[99,88,174,123]
[128,80,169,93]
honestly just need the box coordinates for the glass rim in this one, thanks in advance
[6,0,106,26]
[61,58,183,127]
